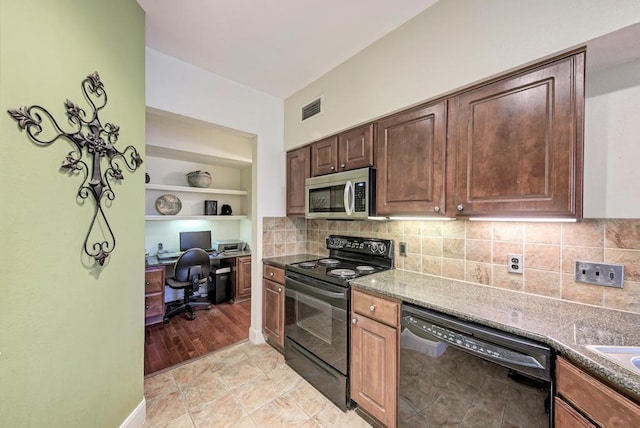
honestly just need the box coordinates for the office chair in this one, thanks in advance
[164,248,212,321]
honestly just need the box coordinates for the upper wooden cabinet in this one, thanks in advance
[376,101,447,216]
[286,146,311,216]
[311,123,375,176]
[447,51,585,218]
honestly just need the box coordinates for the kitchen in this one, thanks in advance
[2,1,640,427]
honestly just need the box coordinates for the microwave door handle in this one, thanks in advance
[344,180,354,216]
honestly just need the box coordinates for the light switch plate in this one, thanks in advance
[575,261,624,288]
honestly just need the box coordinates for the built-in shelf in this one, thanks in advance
[145,215,248,221]
[145,183,248,196]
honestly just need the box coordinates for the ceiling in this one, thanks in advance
[137,0,439,98]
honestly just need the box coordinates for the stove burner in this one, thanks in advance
[328,268,357,278]
[356,266,375,272]
[298,262,317,269]
[318,258,340,267]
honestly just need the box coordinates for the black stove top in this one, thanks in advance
[286,235,394,286]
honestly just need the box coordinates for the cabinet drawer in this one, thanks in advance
[145,267,164,293]
[145,294,164,319]
[554,397,595,428]
[556,357,640,427]
[263,265,285,284]
[352,288,399,328]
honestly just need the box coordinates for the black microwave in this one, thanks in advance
[305,167,375,219]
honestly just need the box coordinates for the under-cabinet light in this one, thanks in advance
[468,217,577,223]
[368,216,456,221]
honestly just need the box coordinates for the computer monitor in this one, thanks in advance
[179,230,212,252]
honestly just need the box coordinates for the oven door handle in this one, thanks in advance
[343,180,354,216]
[286,280,347,300]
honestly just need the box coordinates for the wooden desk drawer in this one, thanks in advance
[145,267,164,293]
[145,294,164,319]
[352,288,399,328]
[556,357,640,427]
[263,265,285,284]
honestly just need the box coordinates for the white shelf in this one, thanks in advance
[146,183,248,196]
[145,215,248,221]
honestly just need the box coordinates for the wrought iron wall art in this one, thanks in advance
[7,71,143,266]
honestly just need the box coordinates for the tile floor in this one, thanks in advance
[143,340,372,427]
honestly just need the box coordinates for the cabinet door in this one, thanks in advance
[351,313,398,428]
[286,146,311,216]
[311,135,338,176]
[235,256,252,301]
[338,123,374,171]
[262,278,285,350]
[448,51,585,218]
[376,101,447,216]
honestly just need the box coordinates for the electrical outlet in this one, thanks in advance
[507,253,523,274]
[575,261,624,288]
[399,242,407,257]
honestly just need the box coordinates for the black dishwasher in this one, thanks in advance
[399,304,552,427]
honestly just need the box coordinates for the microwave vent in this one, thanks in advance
[301,97,322,121]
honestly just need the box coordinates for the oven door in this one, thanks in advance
[285,271,349,374]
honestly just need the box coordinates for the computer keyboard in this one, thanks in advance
[157,251,182,260]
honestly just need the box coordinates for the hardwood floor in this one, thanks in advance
[144,299,251,375]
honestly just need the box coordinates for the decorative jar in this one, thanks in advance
[186,170,212,188]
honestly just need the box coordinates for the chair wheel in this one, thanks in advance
[187,312,195,321]
[163,317,169,323]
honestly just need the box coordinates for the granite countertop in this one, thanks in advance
[350,269,640,402]
[262,254,321,269]
[147,250,252,267]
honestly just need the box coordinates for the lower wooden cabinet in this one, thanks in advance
[144,266,165,326]
[555,357,640,427]
[234,256,252,302]
[351,288,400,428]
[262,264,285,351]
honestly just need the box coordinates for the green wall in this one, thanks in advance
[0,1,145,426]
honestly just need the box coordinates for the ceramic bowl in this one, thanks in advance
[155,194,182,215]
[186,170,212,188]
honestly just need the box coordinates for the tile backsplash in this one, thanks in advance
[263,217,640,314]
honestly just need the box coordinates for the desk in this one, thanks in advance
[145,250,252,304]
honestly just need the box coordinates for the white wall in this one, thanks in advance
[146,48,285,342]
[584,58,640,218]
[284,0,640,149]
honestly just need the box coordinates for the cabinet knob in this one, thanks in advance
[330,166,335,170]
[340,163,345,168]
[145,281,150,286]
[352,318,358,324]
[434,206,440,213]
[278,287,282,293]
[369,304,376,312]
[457,204,464,212]
[269,272,274,277]
[145,305,149,309]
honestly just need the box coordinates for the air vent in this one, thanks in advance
[301,97,322,121]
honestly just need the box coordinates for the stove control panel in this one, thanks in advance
[326,235,392,257]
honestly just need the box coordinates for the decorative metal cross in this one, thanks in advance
[7,71,143,266]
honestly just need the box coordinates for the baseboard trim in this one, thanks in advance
[120,397,146,428]
[249,326,265,345]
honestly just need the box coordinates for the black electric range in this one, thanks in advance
[284,235,394,411]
